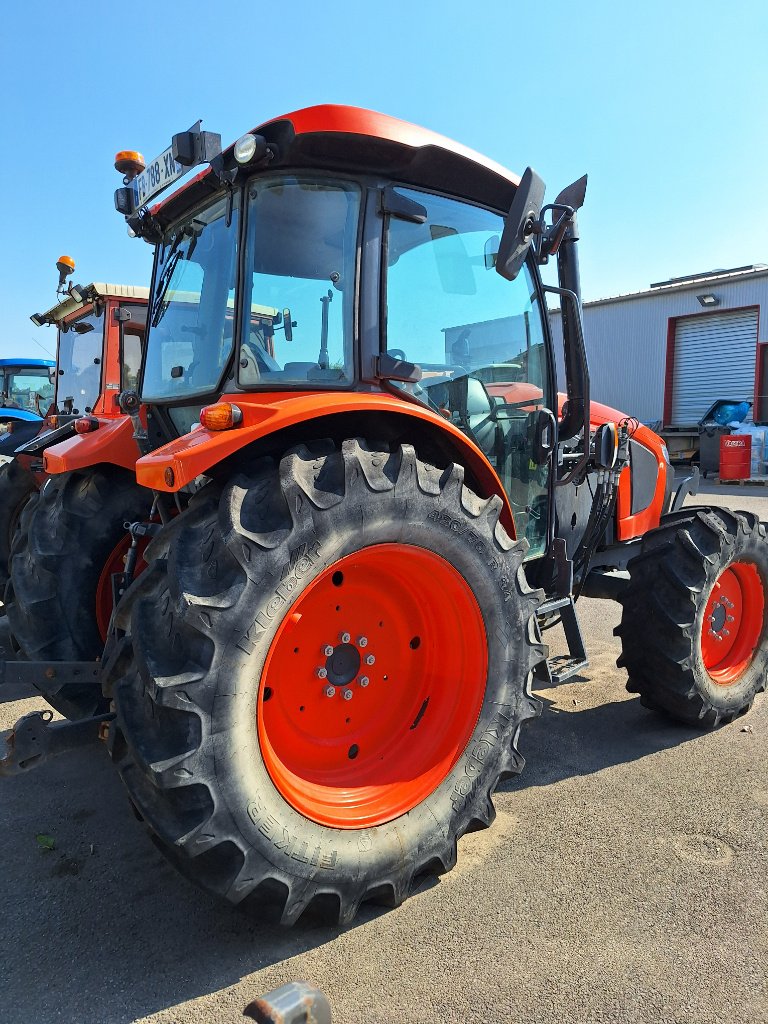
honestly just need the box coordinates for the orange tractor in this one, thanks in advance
[2,107,766,926]
[2,276,148,713]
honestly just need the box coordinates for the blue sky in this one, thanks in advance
[1,0,766,359]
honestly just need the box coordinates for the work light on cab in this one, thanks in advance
[200,403,242,430]
[233,133,268,165]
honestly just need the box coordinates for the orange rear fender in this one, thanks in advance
[43,415,142,475]
[135,392,516,536]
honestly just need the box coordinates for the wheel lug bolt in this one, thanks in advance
[340,631,351,644]
[323,644,334,657]
[324,685,336,698]
[727,615,735,623]
[723,629,730,637]
[343,689,353,701]
[316,666,328,679]
[365,654,375,665]
[359,675,369,687]
[708,629,715,636]
[357,636,368,648]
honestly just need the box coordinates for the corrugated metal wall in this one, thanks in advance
[550,272,768,424]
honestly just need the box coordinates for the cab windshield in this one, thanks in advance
[141,193,240,402]
[0,367,54,414]
[56,309,104,415]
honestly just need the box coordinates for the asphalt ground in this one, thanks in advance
[1,476,767,1024]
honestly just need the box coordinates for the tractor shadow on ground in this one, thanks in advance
[0,741,394,1024]
[500,675,707,794]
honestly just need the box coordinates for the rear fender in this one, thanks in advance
[135,392,517,536]
[43,416,141,475]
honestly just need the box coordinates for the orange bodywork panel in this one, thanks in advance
[488,383,669,544]
[588,398,669,542]
[43,415,142,474]
[135,391,516,536]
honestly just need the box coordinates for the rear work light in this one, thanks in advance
[74,417,99,434]
[200,403,243,431]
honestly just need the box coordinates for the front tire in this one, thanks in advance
[616,507,768,727]
[108,439,545,925]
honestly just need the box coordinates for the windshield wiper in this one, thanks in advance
[150,235,186,328]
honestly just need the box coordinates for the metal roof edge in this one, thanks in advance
[38,283,150,324]
[577,266,768,311]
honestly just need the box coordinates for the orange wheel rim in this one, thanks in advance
[701,560,764,686]
[95,534,148,641]
[258,543,488,829]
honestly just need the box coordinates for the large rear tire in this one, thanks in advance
[6,467,150,719]
[0,459,37,593]
[616,507,768,727]
[107,439,545,925]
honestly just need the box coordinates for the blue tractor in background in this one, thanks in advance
[0,357,56,459]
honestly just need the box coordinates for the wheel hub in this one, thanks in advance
[707,597,731,638]
[324,641,362,687]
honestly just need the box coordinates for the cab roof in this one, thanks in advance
[0,357,55,368]
[153,104,521,227]
[34,283,150,327]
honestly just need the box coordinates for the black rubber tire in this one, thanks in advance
[107,439,545,925]
[0,459,37,593]
[6,467,151,719]
[615,507,768,727]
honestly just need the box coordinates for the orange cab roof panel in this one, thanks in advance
[152,104,520,224]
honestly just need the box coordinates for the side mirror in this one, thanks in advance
[593,421,618,470]
[283,308,294,342]
[495,167,545,282]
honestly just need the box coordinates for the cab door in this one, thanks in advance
[383,187,555,556]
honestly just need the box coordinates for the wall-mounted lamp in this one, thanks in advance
[697,293,721,307]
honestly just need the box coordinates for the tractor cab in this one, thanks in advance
[22,279,149,465]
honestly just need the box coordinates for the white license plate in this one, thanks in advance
[132,146,185,208]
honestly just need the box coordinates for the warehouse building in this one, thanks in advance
[550,264,768,458]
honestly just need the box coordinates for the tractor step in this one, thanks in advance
[541,595,590,684]
[547,653,590,683]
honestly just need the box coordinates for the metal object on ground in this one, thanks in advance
[243,982,332,1024]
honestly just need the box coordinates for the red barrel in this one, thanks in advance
[719,434,752,480]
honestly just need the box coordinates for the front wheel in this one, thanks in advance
[108,439,545,925]
[616,507,768,727]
